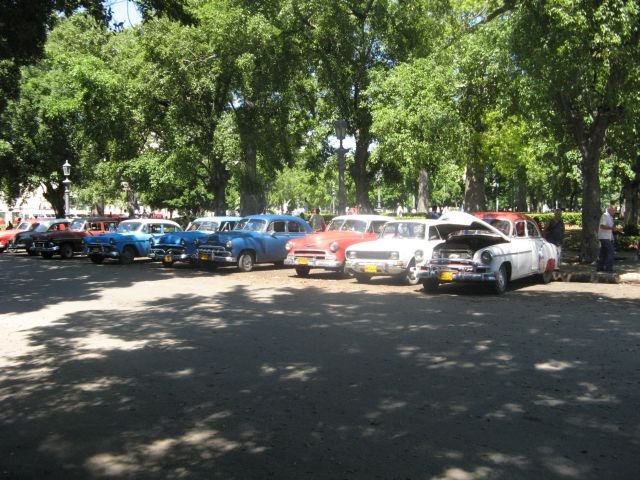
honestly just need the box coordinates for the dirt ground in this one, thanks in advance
[1,253,639,480]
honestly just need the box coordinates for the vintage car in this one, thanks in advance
[284,214,394,276]
[416,211,557,294]
[33,217,121,259]
[0,219,41,252]
[148,216,239,267]
[83,218,182,264]
[344,219,444,285]
[8,218,70,255]
[196,214,313,272]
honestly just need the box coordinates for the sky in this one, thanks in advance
[105,0,142,28]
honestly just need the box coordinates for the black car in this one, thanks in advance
[9,218,70,255]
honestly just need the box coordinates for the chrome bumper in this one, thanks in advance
[84,245,120,258]
[149,247,191,263]
[416,266,497,283]
[196,248,236,264]
[345,259,407,276]
[284,254,343,269]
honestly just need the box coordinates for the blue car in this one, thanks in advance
[83,218,183,264]
[196,214,313,272]
[148,216,239,267]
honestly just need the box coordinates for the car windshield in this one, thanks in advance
[327,219,367,233]
[187,221,219,232]
[479,218,512,236]
[234,219,267,232]
[70,220,86,231]
[381,222,425,239]
[17,222,34,231]
[117,222,142,233]
[34,223,53,232]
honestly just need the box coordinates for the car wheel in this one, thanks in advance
[539,270,553,284]
[27,248,37,256]
[60,243,74,259]
[492,264,508,294]
[354,273,369,283]
[422,279,439,293]
[295,265,311,277]
[41,252,54,259]
[89,255,104,264]
[403,260,420,285]
[237,251,255,272]
[119,246,136,265]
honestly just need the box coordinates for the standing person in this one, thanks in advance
[597,204,616,272]
[396,203,404,217]
[545,209,565,266]
[309,208,325,232]
[426,205,440,219]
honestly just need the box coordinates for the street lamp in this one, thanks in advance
[62,160,71,217]
[376,170,383,211]
[333,119,348,215]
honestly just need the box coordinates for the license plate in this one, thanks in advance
[364,264,377,273]
[439,271,454,282]
[164,255,173,263]
[297,257,308,265]
[199,254,210,261]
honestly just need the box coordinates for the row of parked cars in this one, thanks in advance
[0,211,559,294]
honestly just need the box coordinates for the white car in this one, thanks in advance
[345,219,445,285]
[417,211,558,294]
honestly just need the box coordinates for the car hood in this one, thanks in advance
[156,231,211,245]
[347,237,433,252]
[436,212,511,242]
[289,230,368,248]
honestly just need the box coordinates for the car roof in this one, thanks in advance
[474,211,533,222]
[193,216,240,222]
[120,218,181,226]
[331,214,395,221]
[71,216,121,222]
[387,219,440,225]
[243,214,308,221]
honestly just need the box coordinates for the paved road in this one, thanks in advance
[1,254,639,480]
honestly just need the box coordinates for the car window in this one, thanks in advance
[527,220,541,237]
[341,219,366,232]
[327,219,346,231]
[369,221,388,234]
[515,221,526,237]
[236,219,267,231]
[287,221,303,233]
[268,221,286,233]
[163,224,179,233]
[481,218,511,235]
[428,226,441,241]
[70,220,86,231]
[219,221,235,232]
[118,222,141,233]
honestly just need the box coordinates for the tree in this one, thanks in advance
[510,0,640,261]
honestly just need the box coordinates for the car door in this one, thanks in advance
[260,220,288,262]
[510,219,533,279]
[527,220,547,273]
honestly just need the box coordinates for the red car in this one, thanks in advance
[284,214,394,276]
[0,219,41,253]
[34,217,121,259]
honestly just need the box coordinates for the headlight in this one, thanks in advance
[432,250,440,259]
[109,238,116,245]
[389,251,399,260]
[414,249,424,262]
[285,241,292,251]
[329,241,339,252]
[480,250,493,264]
[180,238,186,246]
[225,240,233,249]
[149,238,155,246]
[347,250,357,259]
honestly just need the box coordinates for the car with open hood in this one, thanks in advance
[344,219,444,285]
[416,211,557,294]
[148,216,240,267]
[34,217,121,259]
[9,218,70,255]
[196,214,313,272]
[83,218,182,264]
[284,214,394,277]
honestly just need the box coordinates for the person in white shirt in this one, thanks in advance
[596,204,616,272]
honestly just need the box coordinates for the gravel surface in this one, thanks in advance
[1,254,639,480]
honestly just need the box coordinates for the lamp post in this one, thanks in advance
[62,160,71,217]
[376,170,383,211]
[333,119,348,215]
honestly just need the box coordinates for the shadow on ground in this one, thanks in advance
[1,256,639,479]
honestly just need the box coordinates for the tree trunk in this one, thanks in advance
[463,159,486,213]
[239,143,263,215]
[416,169,429,213]
[621,158,639,233]
[351,138,373,214]
[516,166,527,212]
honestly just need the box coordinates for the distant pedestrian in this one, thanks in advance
[426,205,440,219]
[545,209,565,266]
[396,203,404,217]
[597,204,616,272]
[309,208,325,232]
